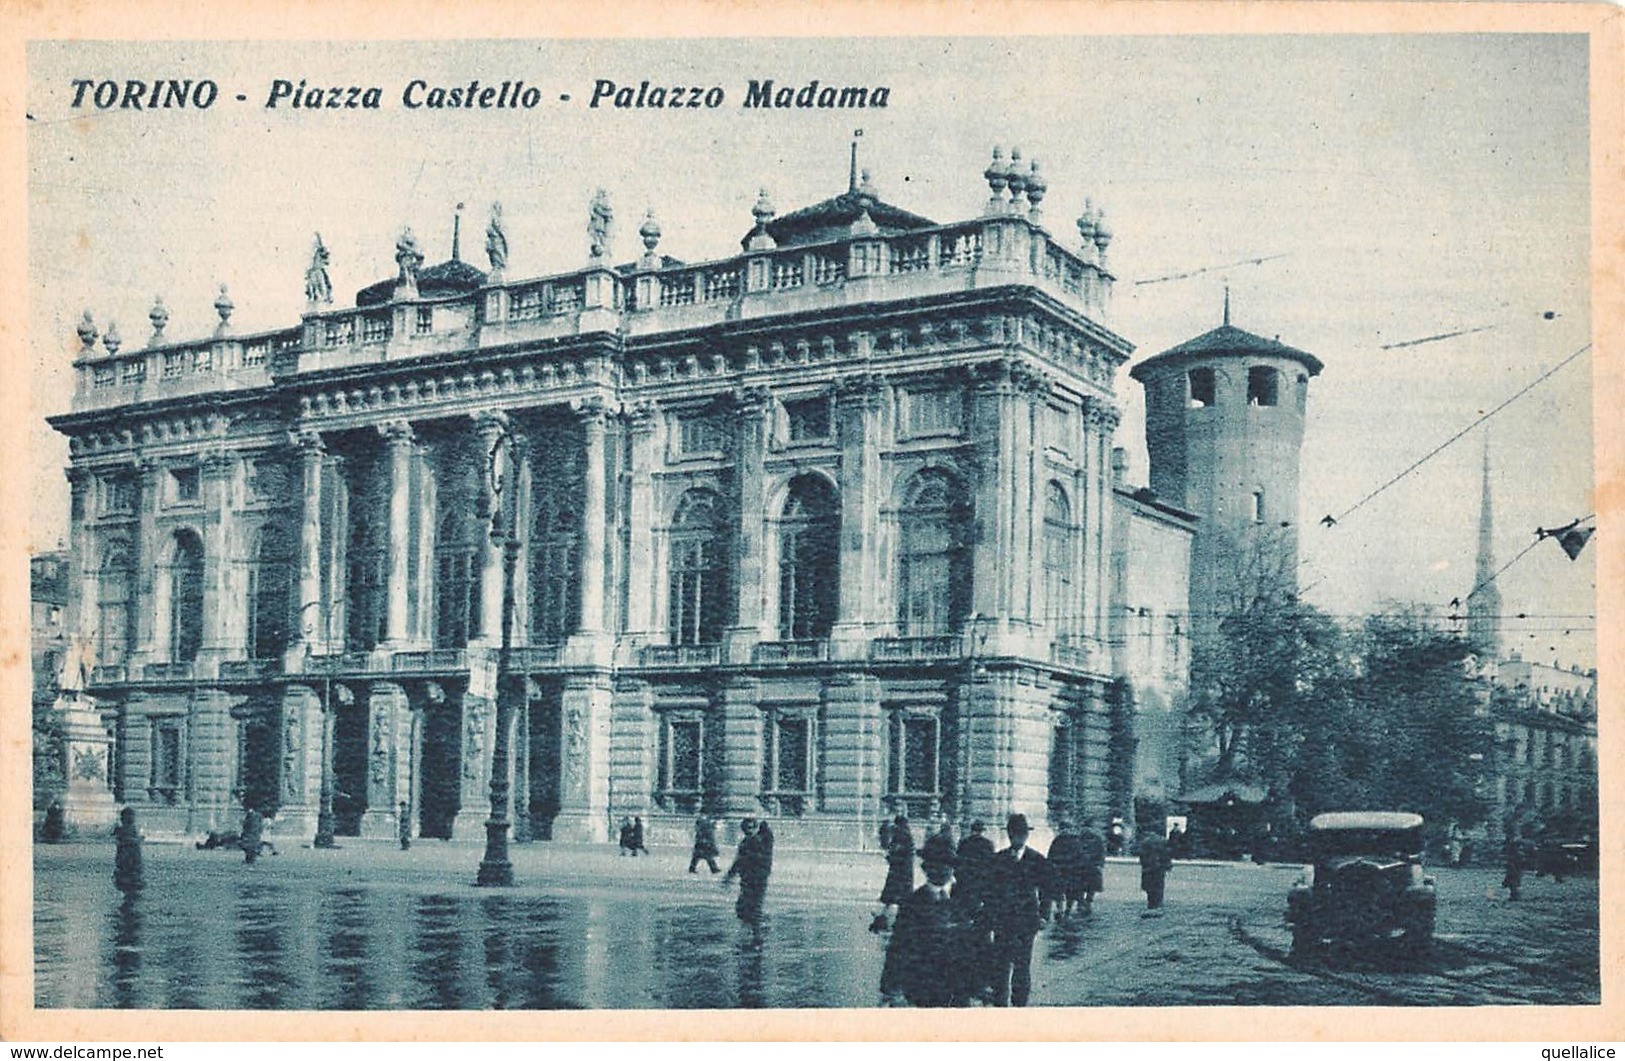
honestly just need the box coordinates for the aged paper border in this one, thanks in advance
[0,0,1619,1043]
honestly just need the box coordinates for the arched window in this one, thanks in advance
[669,490,730,645]
[777,475,839,640]
[897,470,971,636]
[1042,482,1074,628]
[529,438,583,645]
[434,453,482,649]
[97,537,134,666]
[248,524,294,660]
[169,530,205,663]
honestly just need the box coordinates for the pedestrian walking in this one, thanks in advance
[1045,820,1087,919]
[1077,819,1106,916]
[240,804,266,865]
[618,816,636,856]
[723,817,772,930]
[112,807,144,894]
[954,820,996,909]
[631,816,651,856]
[1502,830,1527,900]
[41,800,67,843]
[880,832,973,1007]
[398,801,412,850]
[689,814,721,873]
[986,813,1049,1007]
[1107,817,1127,856]
[872,815,916,932]
[1138,828,1173,913]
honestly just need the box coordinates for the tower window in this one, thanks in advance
[1248,366,1279,407]
[1250,490,1265,524]
[1188,368,1215,408]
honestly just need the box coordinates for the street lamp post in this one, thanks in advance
[477,429,519,887]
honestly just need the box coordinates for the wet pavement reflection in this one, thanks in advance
[36,850,874,1010]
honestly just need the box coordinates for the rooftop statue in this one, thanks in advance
[486,203,509,272]
[305,234,333,305]
[588,189,613,259]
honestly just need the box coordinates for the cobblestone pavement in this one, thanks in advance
[33,839,1599,1009]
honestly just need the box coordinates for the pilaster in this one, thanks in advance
[621,403,659,640]
[360,681,411,837]
[726,387,772,661]
[133,459,161,659]
[568,399,612,664]
[472,411,508,644]
[551,674,612,841]
[609,679,654,818]
[199,448,240,657]
[820,674,883,834]
[293,430,327,653]
[276,683,324,835]
[186,688,238,835]
[719,677,763,814]
[452,693,495,838]
[833,374,887,651]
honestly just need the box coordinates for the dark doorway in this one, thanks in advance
[419,693,462,839]
[333,696,368,836]
[527,686,561,840]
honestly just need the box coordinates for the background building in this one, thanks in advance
[47,152,1197,848]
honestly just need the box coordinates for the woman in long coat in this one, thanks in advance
[873,815,916,930]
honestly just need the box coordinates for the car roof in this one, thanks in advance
[1308,811,1425,832]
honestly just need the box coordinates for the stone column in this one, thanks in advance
[1007,668,1055,833]
[360,681,412,837]
[453,693,495,838]
[379,421,415,647]
[277,683,324,836]
[719,678,762,815]
[1012,367,1048,630]
[323,454,348,649]
[133,459,161,660]
[552,674,612,841]
[199,449,240,658]
[293,430,327,652]
[472,412,508,644]
[1089,405,1121,644]
[571,398,610,645]
[833,373,887,652]
[820,674,883,848]
[621,404,659,639]
[64,467,93,650]
[512,687,532,842]
[726,388,771,661]
[187,688,238,835]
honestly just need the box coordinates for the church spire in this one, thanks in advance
[1467,433,1501,657]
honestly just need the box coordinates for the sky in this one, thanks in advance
[26,34,1596,667]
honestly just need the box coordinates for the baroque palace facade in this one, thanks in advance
[50,153,1198,847]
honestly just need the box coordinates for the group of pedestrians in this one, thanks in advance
[877,813,1178,1007]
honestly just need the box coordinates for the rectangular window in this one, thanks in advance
[886,710,941,804]
[1045,403,1071,454]
[657,712,706,813]
[1189,368,1215,408]
[150,720,182,805]
[169,467,200,505]
[678,414,723,455]
[784,397,832,443]
[1248,366,1279,406]
[101,475,137,516]
[414,306,433,336]
[905,389,962,437]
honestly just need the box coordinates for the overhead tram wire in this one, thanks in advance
[1132,253,1289,287]
[1318,342,1591,529]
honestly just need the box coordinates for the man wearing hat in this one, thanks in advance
[880,831,970,1007]
[986,813,1050,1007]
[723,817,773,930]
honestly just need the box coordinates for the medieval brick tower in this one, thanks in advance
[1129,298,1323,641]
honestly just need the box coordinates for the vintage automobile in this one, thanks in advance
[1286,811,1436,955]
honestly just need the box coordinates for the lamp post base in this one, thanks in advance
[476,821,514,886]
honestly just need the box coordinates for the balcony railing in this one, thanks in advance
[391,648,467,673]
[509,645,561,670]
[869,636,961,662]
[91,664,128,684]
[641,643,722,667]
[142,661,195,681]
[753,640,830,664]
[219,659,280,680]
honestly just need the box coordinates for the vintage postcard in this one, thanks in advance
[3,0,1620,1043]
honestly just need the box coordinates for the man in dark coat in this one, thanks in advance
[723,817,772,928]
[1138,828,1173,913]
[398,801,412,851]
[1503,830,1528,900]
[873,815,916,932]
[113,807,144,893]
[240,805,266,865]
[1045,820,1087,919]
[955,820,996,907]
[1077,819,1106,915]
[985,813,1049,1007]
[631,816,650,856]
[881,832,973,1007]
[689,814,720,873]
